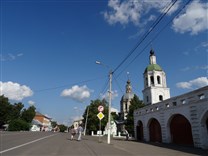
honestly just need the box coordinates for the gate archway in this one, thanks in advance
[136,120,143,141]
[170,114,193,145]
[149,118,162,142]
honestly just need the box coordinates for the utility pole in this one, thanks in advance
[84,106,89,136]
[107,70,112,144]
[95,61,113,144]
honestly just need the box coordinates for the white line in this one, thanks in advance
[0,133,57,154]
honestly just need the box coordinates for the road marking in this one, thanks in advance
[0,133,57,154]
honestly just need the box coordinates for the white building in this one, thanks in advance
[120,79,135,120]
[134,49,208,149]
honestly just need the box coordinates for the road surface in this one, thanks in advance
[0,131,207,156]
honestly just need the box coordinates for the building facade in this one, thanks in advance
[33,112,52,131]
[142,49,170,105]
[134,50,208,149]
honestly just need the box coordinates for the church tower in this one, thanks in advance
[142,49,170,105]
[120,79,134,120]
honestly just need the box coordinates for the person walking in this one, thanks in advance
[124,128,129,141]
[70,125,76,140]
[77,124,83,141]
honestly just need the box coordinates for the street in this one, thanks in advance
[0,131,207,156]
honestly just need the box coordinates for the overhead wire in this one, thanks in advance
[34,76,106,92]
[112,0,179,74]
[115,0,193,78]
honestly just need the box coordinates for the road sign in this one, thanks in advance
[98,105,104,112]
[97,112,104,120]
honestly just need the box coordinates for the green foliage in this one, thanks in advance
[126,94,144,137]
[0,95,11,127]
[8,119,30,131]
[111,112,119,121]
[21,106,36,123]
[59,124,67,132]
[0,95,36,131]
[82,99,109,135]
[51,121,57,128]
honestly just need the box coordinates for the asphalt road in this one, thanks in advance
[0,131,207,156]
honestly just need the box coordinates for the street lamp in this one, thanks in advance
[96,61,112,144]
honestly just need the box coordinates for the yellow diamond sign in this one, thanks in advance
[97,112,104,120]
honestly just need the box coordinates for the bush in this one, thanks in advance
[59,124,67,132]
[8,119,30,131]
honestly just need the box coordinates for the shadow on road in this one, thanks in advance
[133,140,208,156]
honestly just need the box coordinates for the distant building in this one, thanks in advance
[116,79,135,133]
[120,79,135,120]
[32,112,52,131]
[134,49,208,149]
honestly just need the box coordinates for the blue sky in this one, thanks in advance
[1,0,207,126]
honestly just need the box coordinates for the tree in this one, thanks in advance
[9,102,24,121]
[21,106,36,123]
[59,124,67,132]
[51,121,57,128]
[82,99,109,135]
[0,95,11,128]
[125,94,144,137]
[8,119,30,131]
[0,95,36,131]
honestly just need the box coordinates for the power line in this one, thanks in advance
[115,0,192,78]
[34,76,106,92]
[113,0,178,74]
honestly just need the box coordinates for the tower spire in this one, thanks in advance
[149,48,157,64]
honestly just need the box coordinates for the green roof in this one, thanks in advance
[144,64,162,73]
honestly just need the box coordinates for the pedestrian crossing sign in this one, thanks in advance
[97,112,104,120]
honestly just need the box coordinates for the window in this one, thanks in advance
[198,94,205,100]
[157,76,161,84]
[146,96,149,103]
[150,76,154,85]
[146,77,148,87]
[159,95,163,101]
[125,103,128,111]
[172,102,177,106]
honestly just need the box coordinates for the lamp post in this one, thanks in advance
[96,61,112,144]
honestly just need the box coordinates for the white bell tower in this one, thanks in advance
[142,49,170,105]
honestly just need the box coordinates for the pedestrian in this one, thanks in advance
[70,125,76,140]
[77,124,83,141]
[124,128,129,141]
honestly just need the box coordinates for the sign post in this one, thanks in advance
[97,105,104,143]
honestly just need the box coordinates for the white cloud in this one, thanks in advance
[61,85,92,102]
[0,81,33,101]
[103,0,179,26]
[172,0,208,35]
[176,77,208,89]
[181,65,208,71]
[28,100,35,106]
[0,53,23,61]
[100,90,118,100]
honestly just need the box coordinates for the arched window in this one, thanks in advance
[157,76,161,84]
[159,95,163,101]
[150,76,154,85]
[146,77,148,87]
[146,96,149,103]
[125,103,128,112]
